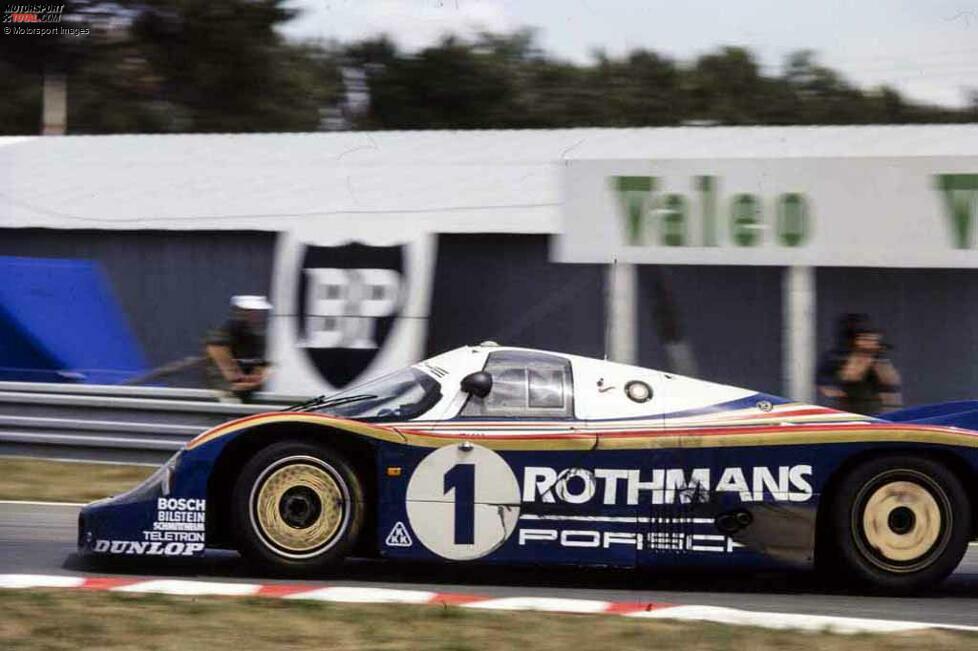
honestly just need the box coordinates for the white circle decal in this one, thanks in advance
[406,443,521,560]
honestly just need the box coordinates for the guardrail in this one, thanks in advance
[0,382,297,464]
[0,381,305,404]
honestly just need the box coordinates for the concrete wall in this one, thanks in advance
[637,266,784,396]
[426,234,606,359]
[428,238,786,397]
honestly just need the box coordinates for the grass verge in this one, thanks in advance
[0,456,154,503]
[0,590,975,651]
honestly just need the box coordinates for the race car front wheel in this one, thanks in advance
[232,441,365,574]
[827,455,971,592]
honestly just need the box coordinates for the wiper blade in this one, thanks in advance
[283,394,377,413]
[283,394,326,412]
[316,394,377,411]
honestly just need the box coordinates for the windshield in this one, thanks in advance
[314,367,441,421]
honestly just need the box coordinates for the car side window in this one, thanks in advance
[461,351,574,418]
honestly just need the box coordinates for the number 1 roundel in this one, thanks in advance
[405,444,521,560]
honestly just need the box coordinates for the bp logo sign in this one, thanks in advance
[296,242,405,388]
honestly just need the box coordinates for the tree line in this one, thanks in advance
[2,0,976,135]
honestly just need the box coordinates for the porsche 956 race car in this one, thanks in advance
[78,343,978,592]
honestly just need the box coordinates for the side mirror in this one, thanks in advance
[460,371,492,398]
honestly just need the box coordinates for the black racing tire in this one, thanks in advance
[826,455,971,593]
[231,441,365,574]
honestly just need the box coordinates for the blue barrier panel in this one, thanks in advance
[0,256,147,383]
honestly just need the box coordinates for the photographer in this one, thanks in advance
[817,313,865,403]
[834,324,902,416]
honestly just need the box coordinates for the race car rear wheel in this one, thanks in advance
[827,455,970,592]
[232,441,364,573]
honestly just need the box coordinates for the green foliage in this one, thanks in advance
[129,0,331,132]
[0,9,973,135]
[345,34,974,130]
[0,0,342,134]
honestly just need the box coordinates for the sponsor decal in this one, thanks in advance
[521,464,813,506]
[404,448,814,561]
[295,242,405,388]
[94,498,207,557]
[518,528,741,553]
[146,498,205,538]
[93,540,204,556]
[385,521,413,547]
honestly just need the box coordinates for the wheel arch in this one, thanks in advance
[205,422,380,553]
[813,444,978,564]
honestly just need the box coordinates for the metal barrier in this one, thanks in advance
[0,381,305,404]
[0,382,296,464]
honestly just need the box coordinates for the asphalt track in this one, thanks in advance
[3,501,978,627]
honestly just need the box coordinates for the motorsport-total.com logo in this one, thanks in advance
[3,3,90,35]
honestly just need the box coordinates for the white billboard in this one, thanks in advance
[558,158,978,267]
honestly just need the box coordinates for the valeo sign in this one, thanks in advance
[938,174,978,250]
[558,159,978,268]
[613,175,811,249]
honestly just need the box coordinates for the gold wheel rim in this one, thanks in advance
[862,480,941,563]
[254,461,345,553]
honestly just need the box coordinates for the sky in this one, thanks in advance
[281,0,978,108]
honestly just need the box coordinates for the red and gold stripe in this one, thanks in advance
[186,411,978,453]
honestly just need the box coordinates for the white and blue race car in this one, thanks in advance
[79,343,978,592]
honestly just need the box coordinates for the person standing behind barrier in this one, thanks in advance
[206,295,272,403]
[835,324,901,415]
[817,315,901,415]
[817,313,866,402]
